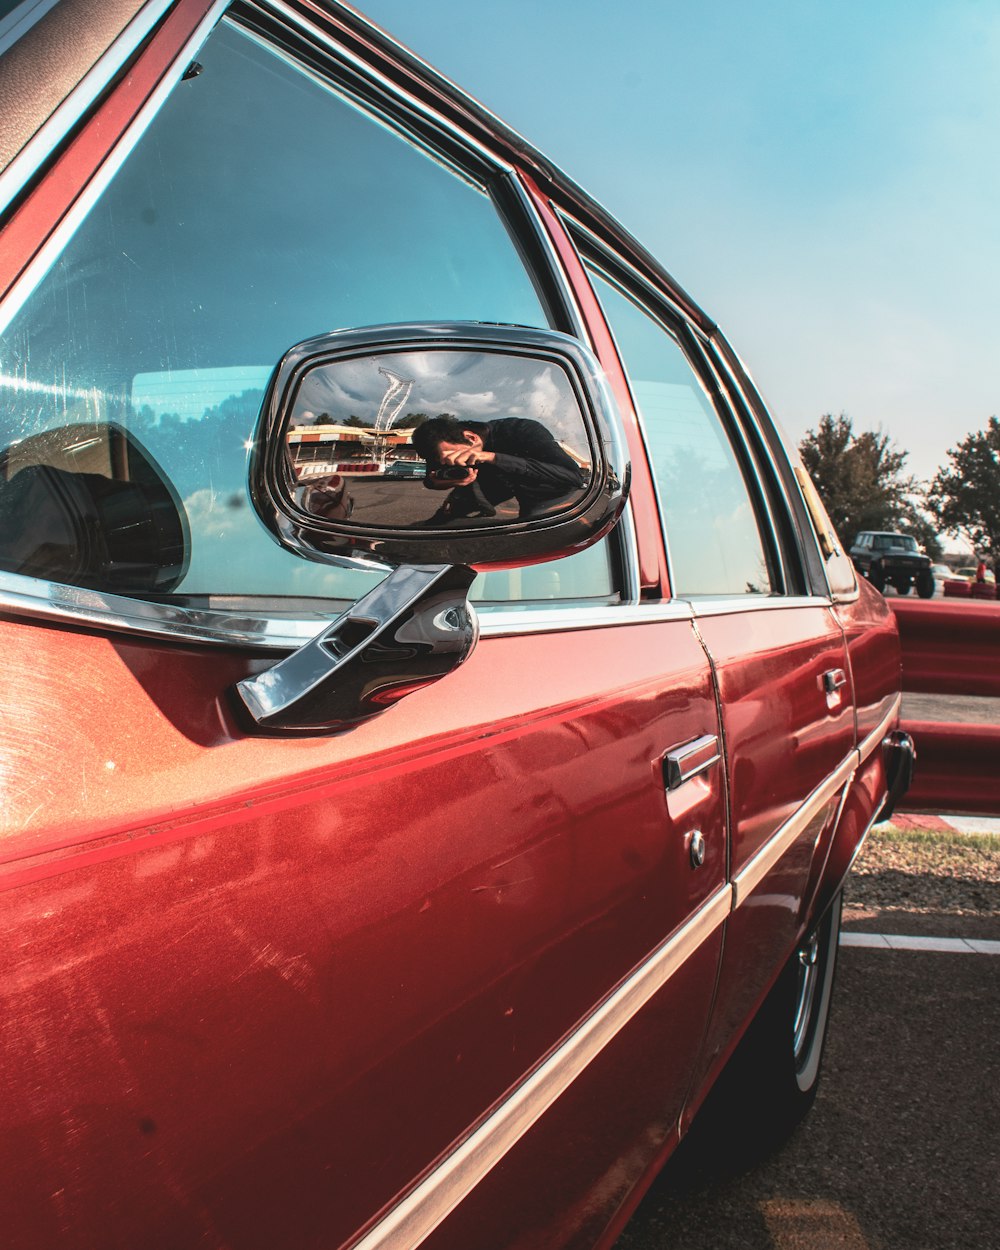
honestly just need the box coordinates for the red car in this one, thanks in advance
[0,4,910,1248]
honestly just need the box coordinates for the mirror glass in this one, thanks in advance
[283,349,594,529]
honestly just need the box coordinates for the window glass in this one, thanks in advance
[0,19,614,609]
[588,269,776,597]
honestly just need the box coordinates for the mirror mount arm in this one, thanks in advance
[232,563,479,735]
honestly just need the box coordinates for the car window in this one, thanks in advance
[0,17,615,612]
[586,266,777,597]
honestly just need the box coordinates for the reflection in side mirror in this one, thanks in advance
[250,323,628,570]
[286,348,593,531]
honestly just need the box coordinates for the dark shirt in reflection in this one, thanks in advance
[421,418,585,522]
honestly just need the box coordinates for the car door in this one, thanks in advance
[578,252,857,1104]
[0,8,727,1249]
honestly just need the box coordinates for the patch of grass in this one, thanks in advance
[871,823,1000,853]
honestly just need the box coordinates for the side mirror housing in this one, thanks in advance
[235,323,629,734]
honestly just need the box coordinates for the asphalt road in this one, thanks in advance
[615,940,999,1249]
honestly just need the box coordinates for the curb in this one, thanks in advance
[878,813,1000,836]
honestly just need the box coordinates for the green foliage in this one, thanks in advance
[929,416,1000,574]
[798,413,938,557]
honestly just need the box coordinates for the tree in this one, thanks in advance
[929,416,1000,576]
[799,413,938,556]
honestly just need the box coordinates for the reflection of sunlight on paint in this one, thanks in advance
[759,1198,871,1249]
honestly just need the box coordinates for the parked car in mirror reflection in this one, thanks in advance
[0,3,912,1248]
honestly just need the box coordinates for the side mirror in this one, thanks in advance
[235,323,629,734]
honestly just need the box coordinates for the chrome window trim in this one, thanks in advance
[616,500,642,603]
[0,568,337,649]
[0,570,687,651]
[685,336,790,594]
[506,168,589,345]
[0,0,61,58]
[0,0,231,338]
[0,0,180,215]
[347,884,732,1250]
[686,594,833,616]
[706,338,825,595]
[253,0,512,173]
[479,597,693,637]
[731,752,857,909]
[560,211,698,332]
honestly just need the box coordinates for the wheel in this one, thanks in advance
[916,569,935,599]
[868,563,885,591]
[678,893,843,1174]
[893,576,911,595]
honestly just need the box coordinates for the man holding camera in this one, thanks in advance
[411,416,585,523]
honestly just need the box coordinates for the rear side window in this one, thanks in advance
[587,267,778,597]
[0,19,593,610]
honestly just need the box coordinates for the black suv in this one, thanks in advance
[850,531,935,597]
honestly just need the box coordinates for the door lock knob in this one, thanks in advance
[687,829,706,869]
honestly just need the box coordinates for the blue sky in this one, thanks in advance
[358,0,999,483]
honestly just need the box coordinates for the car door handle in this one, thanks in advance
[662,734,721,791]
[823,668,848,695]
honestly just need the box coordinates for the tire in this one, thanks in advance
[893,577,911,595]
[917,569,935,599]
[868,563,885,592]
[678,893,843,1175]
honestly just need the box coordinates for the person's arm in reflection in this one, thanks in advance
[412,417,584,520]
[481,417,585,498]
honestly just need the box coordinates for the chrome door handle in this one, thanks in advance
[662,734,720,791]
[823,668,848,695]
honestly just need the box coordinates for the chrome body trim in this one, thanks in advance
[0,0,230,337]
[348,885,732,1250]
[859,694,902,765]
[845,795,888,878]
[731,753,857,909]
[0,0,177,214]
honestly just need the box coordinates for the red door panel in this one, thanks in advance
[0,614,723,1249]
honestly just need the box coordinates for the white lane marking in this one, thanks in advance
[841,933,1000,954]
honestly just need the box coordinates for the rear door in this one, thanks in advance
[579,252,856,1100]
[0,9,725,1249]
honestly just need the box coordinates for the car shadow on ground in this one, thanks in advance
[615,947,999,1249]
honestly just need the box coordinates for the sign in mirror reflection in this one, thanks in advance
[284,349,593,529]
